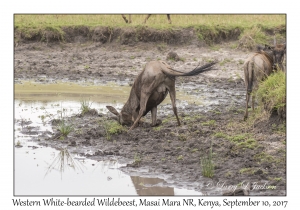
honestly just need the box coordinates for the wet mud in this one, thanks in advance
[14,40,286,195]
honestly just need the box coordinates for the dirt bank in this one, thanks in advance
[14,30,286,195]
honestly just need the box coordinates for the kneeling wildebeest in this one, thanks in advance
[243,43,286,120]
[106,60,217,131]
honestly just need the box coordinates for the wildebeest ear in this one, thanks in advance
[264,44,273,50]
[256,45,263,51]
[106,106,119,116]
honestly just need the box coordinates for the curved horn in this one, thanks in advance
[106,106,121,123]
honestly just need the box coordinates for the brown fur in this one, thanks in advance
[107,60,217,131]
[273,44,286,71]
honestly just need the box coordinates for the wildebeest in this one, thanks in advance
[106,60,217,131]
[243,43,286,120]
[122,14,171,24]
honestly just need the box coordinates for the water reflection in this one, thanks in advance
[44,148,86,179]
[131,176,174,196]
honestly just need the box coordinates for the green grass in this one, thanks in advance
[214,132,227,138]
[101,119,125,140]
[238,26,269,49]
[14,15,285,46]
[177,155,184,161]
[239,167,256,174]
[16,141,22,147]
[256,70,286,115]
[80,99,92,115]
[57,120,73,138]
[134,153,141,166]
[153,126,162,131]
[272,177,282,182]
[228,133,251,142]
[219,58,232,66]
[191,148,199,153]
[210,45,220,51]
[182,114,202,122]
[214,132,258,150]
[254,152,275,163]
[201,120,216,126]
[15,14,285,29]
[236,138,258,149]
[200,144,214,178]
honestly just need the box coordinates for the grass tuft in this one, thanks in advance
[57,120,73,138]
[80,99,92,115]
[256,70,286,117]
[200,143,214,178]
[101,119,125,140]
[239,26,269,49]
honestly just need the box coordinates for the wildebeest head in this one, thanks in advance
[272,44,286,70]
[259,44,286,71]
[106,106,132,125]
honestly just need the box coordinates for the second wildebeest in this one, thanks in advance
[107,60,217,131]
[243,44,286,120]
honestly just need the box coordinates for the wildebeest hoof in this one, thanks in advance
[156,119,162,126]
[151,119,162,127]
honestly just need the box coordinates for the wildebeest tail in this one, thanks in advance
[180,61,218,76]
[161,60,218,77]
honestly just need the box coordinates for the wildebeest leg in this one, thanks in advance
[151,106,157,126]
[144,14,151,24]
[129,92,151,131]
[243,61,252,120]
[122,15,131,23]
[169,86,181,126]
[251,95,255,111]
[244,93,250,120]
[144,14,172,24]
[167,14,171,24]
[122,15,128,23]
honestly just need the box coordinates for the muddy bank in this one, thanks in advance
[14,37,286,195]
[14,24,286,47]
[15,26,242,46]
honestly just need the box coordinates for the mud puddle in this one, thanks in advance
[14,85,204,196]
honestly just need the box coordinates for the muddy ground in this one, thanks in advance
[14,35,286,195]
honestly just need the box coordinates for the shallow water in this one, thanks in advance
[14,82,203,196]
[15,141,200,195]
[15,81,205,105]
